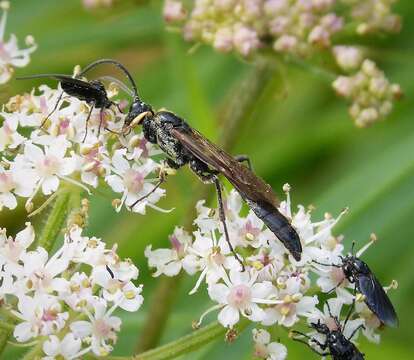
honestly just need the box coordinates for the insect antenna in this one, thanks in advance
[79,59,140,99]
[351,240,356,255]
[326,301,341,330]
[96,76,135,98]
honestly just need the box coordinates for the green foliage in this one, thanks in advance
[1,0,414,358]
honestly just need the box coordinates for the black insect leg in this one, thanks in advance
[129,159,180,210]
[312,260,342,267]
[234,154,253,170]
[348,324,365,341]
[129,180,164,210]
[343,289,357,329]
[82,102,95,142]
[106,265,114,279]
[212,175,245,271]
[97,108,105,137]
[189,159,245,271]
[325,279,345,294]
[291,331,330,356]
[40,90,64,128]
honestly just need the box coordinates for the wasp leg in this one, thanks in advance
[129,159,180,210]
[82,102,95,142]
[129,179,164,210]
[97,108,105,138]
[189,159,244,271]
[324,279,345,294]
[212,175,245,272]
[234,154,253,171]
[111,101,123,114]
[312,259,342,268]
[291,331,330,356]
[41,90,64,129]
[348,324,365,341]
[343,293,357,329]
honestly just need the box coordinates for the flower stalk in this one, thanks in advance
[36,189,77,251]
[110,320,249,360]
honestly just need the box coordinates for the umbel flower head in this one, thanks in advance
[0,223,144,358]
[0,79,170,215]
[146,186,396,356]
[0,1,37,84]
[161,0,402,127]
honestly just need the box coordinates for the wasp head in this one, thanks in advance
[311,319,330,335]
[123,97,153,130]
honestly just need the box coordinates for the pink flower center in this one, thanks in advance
[37,155,60,176]
[93,318,112,339]
[239,220,261,240]
[330,267,346,284]
[42,309,58,322]
[123,169,144,193]
[227,284,252,309]
[0,43,11,62]
[254,343,269,358]
[169,234,184,255]
[0,172,15,192]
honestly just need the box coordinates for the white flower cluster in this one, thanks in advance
[0,82,168,214]
[346,0,401,35]
[332,58,402,127]
[163,0,344,57]
[163,0,400,57]
[146,187,387,356]
[0,1,37,84]
[162,1,402,127]
[0,223,143,358]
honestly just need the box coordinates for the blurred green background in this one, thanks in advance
[1,0,413,359]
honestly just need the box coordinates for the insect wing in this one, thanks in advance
[171,126,302,261]
[245,198,302,260]
[358,272,398,327]
[171,126,277,205]
[17,74,98,90]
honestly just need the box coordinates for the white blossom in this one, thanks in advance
[0,1,37,84]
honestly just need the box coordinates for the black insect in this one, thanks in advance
[314,246,398,328]
[292,301,365,360]
[17,59,134,141]
[45,59,302,268]
[82,60,302,265]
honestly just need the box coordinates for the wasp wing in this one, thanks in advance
[171,125,302,260]
[350,350,365,360]
[17,74,96,89]
[358,271,398,328]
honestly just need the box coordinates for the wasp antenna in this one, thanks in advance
[96,75,134,97]
[79,59,139,99]
[351,240,356,255]
[16,73,63,80]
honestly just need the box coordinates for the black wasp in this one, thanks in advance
[292,301,365,360]
[17,59,135,141]
[78,59,303,268]
[314,244,398,328]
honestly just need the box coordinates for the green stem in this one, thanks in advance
[135,60,276,353]
[37,190,72,251]
[0,321,14,332]
[21,342,43,360]
[115,320,249,360]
